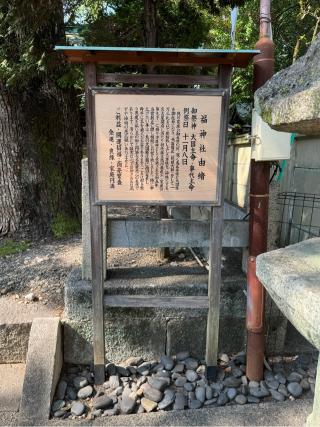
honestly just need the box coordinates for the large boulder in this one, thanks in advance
[255,34,320,135]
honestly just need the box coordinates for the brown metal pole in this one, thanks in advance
[246,0,274,381]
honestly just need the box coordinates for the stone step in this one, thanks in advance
[0,363,25,412]
[63,263,288,364]
[0,297,60,364]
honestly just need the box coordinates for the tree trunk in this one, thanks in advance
[0,0,83,238]
[144,0,157,48]
[0,85,25,236]
[0,78,82,238]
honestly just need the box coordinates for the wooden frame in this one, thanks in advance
[85,62,232,384]
[89,87,228,207]
[96,73,219,86]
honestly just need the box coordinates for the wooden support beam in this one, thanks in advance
[105,295,209,309]
[206,65,233,377]
[85,63,105,384]
[107,218,248,248]
[97,73,218,86]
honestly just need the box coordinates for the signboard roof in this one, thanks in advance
[55,45,259,67]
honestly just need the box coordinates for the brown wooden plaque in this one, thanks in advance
[91,88,226,205]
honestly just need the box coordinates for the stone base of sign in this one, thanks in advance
[63,266,290,364]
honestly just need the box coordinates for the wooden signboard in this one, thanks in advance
[91,88,226,205]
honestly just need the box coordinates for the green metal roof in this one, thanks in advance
[55,45,259,68]
[56,45,258,54]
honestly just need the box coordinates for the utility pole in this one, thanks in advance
[246,0,274,381]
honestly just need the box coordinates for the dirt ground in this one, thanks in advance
[0,205,244,316]
[0,236,82,313]
[0,205,204,314]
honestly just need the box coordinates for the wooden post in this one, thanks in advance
[157,206,170,260]
[205,65,232,380]
[85,63,106,384]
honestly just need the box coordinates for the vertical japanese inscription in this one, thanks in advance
[95,92,223,203]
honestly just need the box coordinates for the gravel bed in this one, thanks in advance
[51,351,317,420]
[0,236,82,311]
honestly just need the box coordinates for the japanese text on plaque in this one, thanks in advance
[94,93,222,203]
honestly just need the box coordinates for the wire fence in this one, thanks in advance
[277,192,320,247]
[264,192,320,357]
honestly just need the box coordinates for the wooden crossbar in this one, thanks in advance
[104,294,209,309]
[97,73,218,86]
[107,218,248,248]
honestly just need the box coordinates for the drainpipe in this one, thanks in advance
[246,0,274,381]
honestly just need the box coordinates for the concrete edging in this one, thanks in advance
[19,317,62,425]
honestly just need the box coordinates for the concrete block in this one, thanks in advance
[0,323,30,364]
[64,316,167,365]
[64,268,252,363]
[166,315,246,359]
[19,318,62,425]
[0,296,58,364]
[0,363,25,412]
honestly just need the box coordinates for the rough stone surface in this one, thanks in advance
[287,382,303,398]
[93,395,113,410]
[77,385,93,399]
[224,377,242,388]
[73,377,88,390]
[0,363,25,412]
[186,370,198,382]
[235,394,247,405]
[55,380,67,400]
[147,377,168,391]
[173,393,186,410]
[158,389,175,410]
[195,387,206,403]
[270,389,285,402]
[19,318,62,424]
[64,262,257,364]
[176,351,190,361]
[141,384,163,403]
[71,401,85,416]
[256,238,320,350]
[217,392,228,406]
[255,34,320,135]
[141,398,157,413]
[227,388,237,401]
[189,399,202,409]
[120,396,136,414]
[109,376,120,390]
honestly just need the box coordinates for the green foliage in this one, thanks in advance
[0,0,65,86]
[51,213,80,238]
[0,239,30,257]
[67,0,247,48]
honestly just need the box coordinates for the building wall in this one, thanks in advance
[278,135,320,246]
[225,134,251,210]
[226,133,320,249]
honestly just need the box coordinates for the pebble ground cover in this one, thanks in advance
[51,351,317,420]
